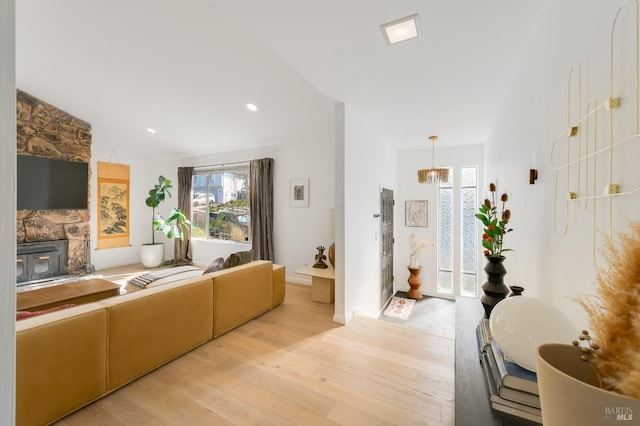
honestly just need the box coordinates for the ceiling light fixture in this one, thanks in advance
[146,128,157,134]
[246,103,258,112]
[418,136,449,184]
[380,14,421,46]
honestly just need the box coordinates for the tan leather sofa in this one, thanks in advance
[15,260,285,426]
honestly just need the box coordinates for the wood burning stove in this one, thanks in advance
[17,240,68,285]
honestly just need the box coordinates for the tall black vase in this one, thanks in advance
[481,255,509,318]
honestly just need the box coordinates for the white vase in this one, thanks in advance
[409,255,420,268]
[140,243,164,268]
[536,343,640,425]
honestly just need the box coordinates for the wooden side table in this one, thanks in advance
[407,266,423,299]
[295,265,335,303]
[17,278,121,311]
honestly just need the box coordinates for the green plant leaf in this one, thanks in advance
[475,214,490,226]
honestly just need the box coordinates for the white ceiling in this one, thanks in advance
[16,0,550,156]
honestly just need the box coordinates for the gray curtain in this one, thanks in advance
[250,158,274,261]
[175,166,193,265]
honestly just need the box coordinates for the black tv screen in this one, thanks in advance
[17,155,89,210]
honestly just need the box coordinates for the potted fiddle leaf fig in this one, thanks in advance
[145,176,172,245]
[152,207,191,241]
[141,176,190,268]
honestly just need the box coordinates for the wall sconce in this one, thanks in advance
[529,154,538,184]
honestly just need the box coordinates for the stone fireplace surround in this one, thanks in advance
[16,89,92,280]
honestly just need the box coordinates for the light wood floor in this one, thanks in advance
[56,282,455,425]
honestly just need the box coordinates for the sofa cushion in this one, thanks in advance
[99,275,214,390]
[212,260,272,337]
[203,257,225,274]
[223,250,254,269]
[16,303,108,426]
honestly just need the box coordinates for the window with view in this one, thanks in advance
[191,164,250,242]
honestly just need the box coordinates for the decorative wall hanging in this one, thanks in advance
[405,200,428,227]
[290,178,309,208]
[550,0,640,264]
[97,161,130,249]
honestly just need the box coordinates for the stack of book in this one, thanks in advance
[476,319,542,424]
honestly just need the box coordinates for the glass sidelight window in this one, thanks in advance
[437,166,478,297]
[437,168,454,294]
[460,166,478,296]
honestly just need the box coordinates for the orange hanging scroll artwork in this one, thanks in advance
[97,161,130,249]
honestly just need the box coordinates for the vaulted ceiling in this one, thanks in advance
[16,0,550,156]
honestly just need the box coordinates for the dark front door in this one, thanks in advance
[380,188,394,308]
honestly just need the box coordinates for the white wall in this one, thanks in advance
[486,0,640,329]
[179,118,336,281]
[396,144,484,297]
[0,0,15,422]
[90,131,179,270]
[343,105,398,320]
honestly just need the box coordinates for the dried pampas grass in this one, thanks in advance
[579,220,640,399]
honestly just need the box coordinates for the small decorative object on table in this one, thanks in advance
[407,234,434,299]
[328,243,335,268]
[313,245,328,269]
[407,266,423,299]
[509,285,524,297]
[475,182,513,318]
[481,255,509,318]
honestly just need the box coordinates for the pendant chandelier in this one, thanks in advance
[417,135,449,184]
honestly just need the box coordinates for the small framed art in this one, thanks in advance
[405,200,428,227]
[290,178,309,208]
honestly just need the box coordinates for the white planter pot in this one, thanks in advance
[140,243,164,268]
[536,344,640,425]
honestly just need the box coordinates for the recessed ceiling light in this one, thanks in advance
[380,14,421,46]
[246,103,258,112]
[146,128,157,134]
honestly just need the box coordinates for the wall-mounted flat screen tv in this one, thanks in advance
[17,155,89,210]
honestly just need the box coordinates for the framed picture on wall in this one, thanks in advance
[405,200,428,227]
[97,161,131,249]
[290,178,309,208]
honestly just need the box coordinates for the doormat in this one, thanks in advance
[383,297,416,320]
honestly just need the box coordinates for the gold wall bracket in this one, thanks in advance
[569,126,578,137]
[603,184,619,195]
[604,97,621,110]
